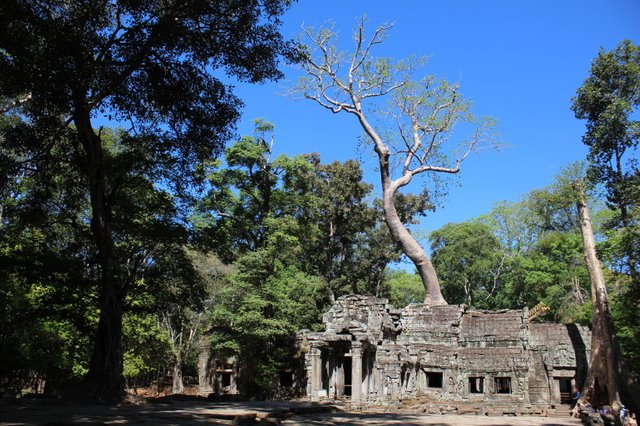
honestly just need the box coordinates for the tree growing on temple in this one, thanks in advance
[571,40,640,414]
[574,180,639,414]
[292,19,497,305]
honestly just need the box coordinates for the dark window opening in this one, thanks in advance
[495,377,512,394]
[343,357,352,397]
[559,378,572,403]
[279,371,293,387]
[426,372,443,388]
[469,377,484,393]
[222,372,231,387]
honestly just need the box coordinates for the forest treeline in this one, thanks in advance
[1,120,638,398]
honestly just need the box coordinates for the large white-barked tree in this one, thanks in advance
[293,19,497,305]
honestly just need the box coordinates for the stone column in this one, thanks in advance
[551,377,560,403]
[310,346,322,401]
[230,364,237,394]
[351,342,362,403]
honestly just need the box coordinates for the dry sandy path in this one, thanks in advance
[0,400,583,426]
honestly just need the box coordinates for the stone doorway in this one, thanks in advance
[310,340,372,402]
[558,378,573,404]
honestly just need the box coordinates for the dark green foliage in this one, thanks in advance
[305,159,377,297]
[430,222,504,309]
[0,126,205,395]
[197,120,317,260]
[572,40,639,218]
[210,256,326,397]
[611,275,640,378]
[0,225,92,393]
[383,270,425,308]
[198,123,404,301]
[572,40,640,380]
[0,0,295,401]
[0,118,95,392]
[0,0,295,156]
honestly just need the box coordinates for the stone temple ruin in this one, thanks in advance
[298,295,591,413]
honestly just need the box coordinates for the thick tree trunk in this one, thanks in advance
[575,183,639,414]
[382,177,447,306]
[172,357,185,394]
[356,109,446,306]
[197,337,212,395]
[85,285,125,402]
[74,107,125,403]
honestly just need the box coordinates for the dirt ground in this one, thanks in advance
[0,398,584,426]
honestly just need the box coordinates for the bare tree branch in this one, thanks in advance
[349,19,393,81]
[291,18,497,305]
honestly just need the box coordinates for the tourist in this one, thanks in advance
[621,405,629,425]
[571,385,581,413]
[572,386,581,403]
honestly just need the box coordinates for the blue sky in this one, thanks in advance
[232,0,640,238]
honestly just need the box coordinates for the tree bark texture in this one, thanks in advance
[576,184,639,414]
[377,143,447,306]
[172,357,185,395]
[197,337,212,395]
[74,107,125,403]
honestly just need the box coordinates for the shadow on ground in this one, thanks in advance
[0,398,583,426]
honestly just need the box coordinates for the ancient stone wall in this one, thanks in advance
[300,295,591,410]
[321,294,397,342]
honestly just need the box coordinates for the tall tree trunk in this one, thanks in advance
[382,186,445,306]
[381,174,447,306]
[172,356,185,394]
[575,182,639,414]
[197,337,212,396]
[74,107,125,403]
